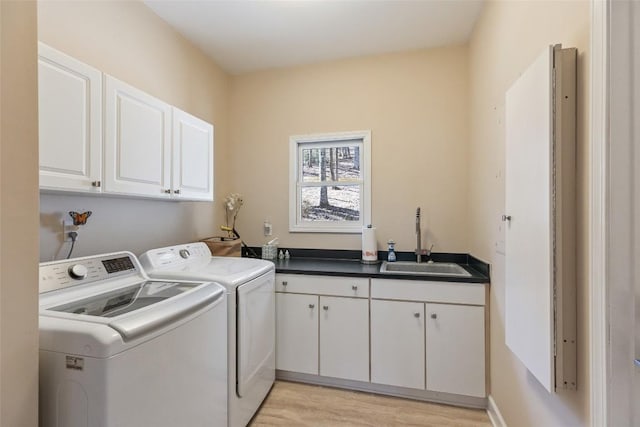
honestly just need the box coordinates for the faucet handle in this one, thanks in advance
[426,244,434,256]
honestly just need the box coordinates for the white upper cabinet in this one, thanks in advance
[103,75,172,199]
[37,43,214,201]
[172,108,214,201]
[38,43,102,192]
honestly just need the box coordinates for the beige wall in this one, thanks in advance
[468,1,590,425]
[229,47,470,252]
[37,0,230,261]
[0,1,40,425]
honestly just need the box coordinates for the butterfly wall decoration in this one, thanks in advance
[69,211,92,226]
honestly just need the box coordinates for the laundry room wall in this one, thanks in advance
[467,1,590,425]
[229,46,470,253]
[37,0,231,261]
[0,1,40,425]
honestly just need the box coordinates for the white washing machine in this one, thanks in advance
[139,243,275,427]
[39,251,228,427]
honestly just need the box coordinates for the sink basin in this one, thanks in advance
[380,261,472,277]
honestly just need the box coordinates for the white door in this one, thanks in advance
[236,274,275,397]
[104,75,172,198]
[504,46,555,392]
[275,293,318,375]
[172,108,214,201]
[319,296,368,382]
[370,299,424,389]
[425,303,485,397]
[38,43,102,192]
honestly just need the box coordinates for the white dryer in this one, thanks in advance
[39,252,228,427]
[139,242,275,427]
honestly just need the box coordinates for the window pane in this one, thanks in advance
[302,146,361,183]
[301,185,360,222]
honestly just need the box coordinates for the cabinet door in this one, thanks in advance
[172,108,214,201]
[319,296,369,382]
[38,43,102,192]
[275,293,318,375]
[104,75,172,198]
[426,303,485,397]
[371,300,424,389]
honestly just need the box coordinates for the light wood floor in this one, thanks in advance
[250,381,491,426]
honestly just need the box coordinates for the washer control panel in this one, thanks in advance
[39,252,140,294]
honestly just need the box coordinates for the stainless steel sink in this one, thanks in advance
[380,261,472,277]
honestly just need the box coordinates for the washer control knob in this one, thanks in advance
[179,249,190,259]
[68,264,88,280]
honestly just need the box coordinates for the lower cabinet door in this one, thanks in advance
[319,296,369,382]
[371,299,425,389]
[275,293,319,375]
[426,303,486,397]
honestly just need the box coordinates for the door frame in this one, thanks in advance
[590,0,637,425]
[589,1,608,424]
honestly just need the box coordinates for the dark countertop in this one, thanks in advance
[244,248,490,284]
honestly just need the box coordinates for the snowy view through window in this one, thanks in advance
[301,146,361,222]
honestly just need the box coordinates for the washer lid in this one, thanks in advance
[43,281,225,342]
[49,281,199,318]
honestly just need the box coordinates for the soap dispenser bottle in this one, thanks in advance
[387,240,396,262]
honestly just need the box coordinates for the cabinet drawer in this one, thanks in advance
[371,278,485,305]
[276,274,369,298]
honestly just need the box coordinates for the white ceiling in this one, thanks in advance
[144,0,484,75]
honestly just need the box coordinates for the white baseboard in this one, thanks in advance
[487,395,507,427]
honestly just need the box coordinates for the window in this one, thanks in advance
[289,130,371,233]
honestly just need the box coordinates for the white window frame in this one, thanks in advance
[289,130,371,233]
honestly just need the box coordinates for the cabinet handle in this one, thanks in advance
[308,304,315,309]
[163,189,172,194]
[431,313,437,319]
[174,189,181,195]
[282,281,288,287]
[414,312,420,318]
[323,306,329,311]
[91,180,101,188]
[352,285,358,291]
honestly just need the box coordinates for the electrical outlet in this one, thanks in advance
[62,219,79,242]
[65,231,79,242]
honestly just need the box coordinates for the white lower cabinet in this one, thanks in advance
[425,303,485,397]
[319,296,369,382]
[371,299,425,389]
[275,293,318,375]
[275,274,487,405]
[275,274,370,382]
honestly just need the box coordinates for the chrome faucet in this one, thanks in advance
[416,207,422,263]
